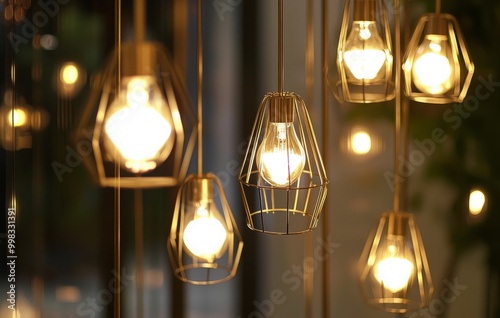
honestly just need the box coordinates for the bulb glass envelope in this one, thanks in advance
[239,92,328,235]
[75,42,197,188]
[403,13,474,104]
[334,0,394,103]
[168,173,243,285]
[359,211,433,313]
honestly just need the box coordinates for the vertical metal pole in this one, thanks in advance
[304,0,315,315]
[321,0,330,316]
[135,190,144,318]
[114,0,121,317]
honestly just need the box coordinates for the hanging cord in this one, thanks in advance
[197,0,203,174]
[278,0,284,93]
[134,0,146,41]
[435,0,441,14]
[393,0,402,214]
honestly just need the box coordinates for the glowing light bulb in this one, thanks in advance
[256,122,306,187]
[7,108,27,127]
[351,130,371,155]
[183,205,228,261]
[103,76,174,173]
[469,189,486,216]
[60,63,79,85]
[411,35,454,95]
[343,21,388,82]
[374,235,414,293]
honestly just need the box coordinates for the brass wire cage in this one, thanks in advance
[75,42,197,188]
[334,0,395,103]
[359,211,434,313]
[403,13,474,104]
[168,173,244,285]
[239,92,328,235]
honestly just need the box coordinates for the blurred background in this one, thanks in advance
[0,0,499,317]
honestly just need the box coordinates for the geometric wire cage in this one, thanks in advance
[403,13,475,104]
[334,0,395,103]
[75,41,197,188]
[239,92,328,235]
[168,173,244,285]
[359,211,434,313]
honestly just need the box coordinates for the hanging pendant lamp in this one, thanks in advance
[168,0,243,285]
[402,0,474,103]
[358,211,433,312]
[75,0,196,188]
[334,0,394,103]
[239,0,328,235]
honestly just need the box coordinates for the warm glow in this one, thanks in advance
[469,189,486,215]
[374,236,414,293]
[183,206,228,261]
[412,35,453,94]
[343,21,388,81]
[60,63,79,85]
[351,131,372,155]
[257,122,306,187]
[103,76,173,173]
[7,108,27,127]
[344,50,387,80]
[374,256,414,292]
[56,286,81,303]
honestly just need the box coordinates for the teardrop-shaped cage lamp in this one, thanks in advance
[75,42,197,188]
[333,0,395,103]
[239,92,328,235]
[403,13,474,104]
[168,173,244,285]
[359,211,434,313]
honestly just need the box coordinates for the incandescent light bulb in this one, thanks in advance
[374,235,414,293]
[343,21,388,82]
[103,76,174,173]
[411,34,454,95]
[183,203,228,261]
[256,122,306,187]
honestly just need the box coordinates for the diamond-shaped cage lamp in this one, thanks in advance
[168,173,244,285]
[239,92,328,235]
[75,41,197,188]
[334,0,395,103]
[403,13,474,104]
[359,211,434,313]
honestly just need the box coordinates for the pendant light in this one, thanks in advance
[0,89,49,151]
[359,211,433,312]
[402,0,474,103]
[168,0,243,285]
[358,0,433,312]
[75,0,196,188]
[239,0,328,235]
[335,0,394,103]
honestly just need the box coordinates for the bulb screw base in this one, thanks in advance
[187,176,214,203]
[387,212,407,237]
[269,93,295,123]
[120,42,159,77]
[425,14,448,36]
[353,0,377,21]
